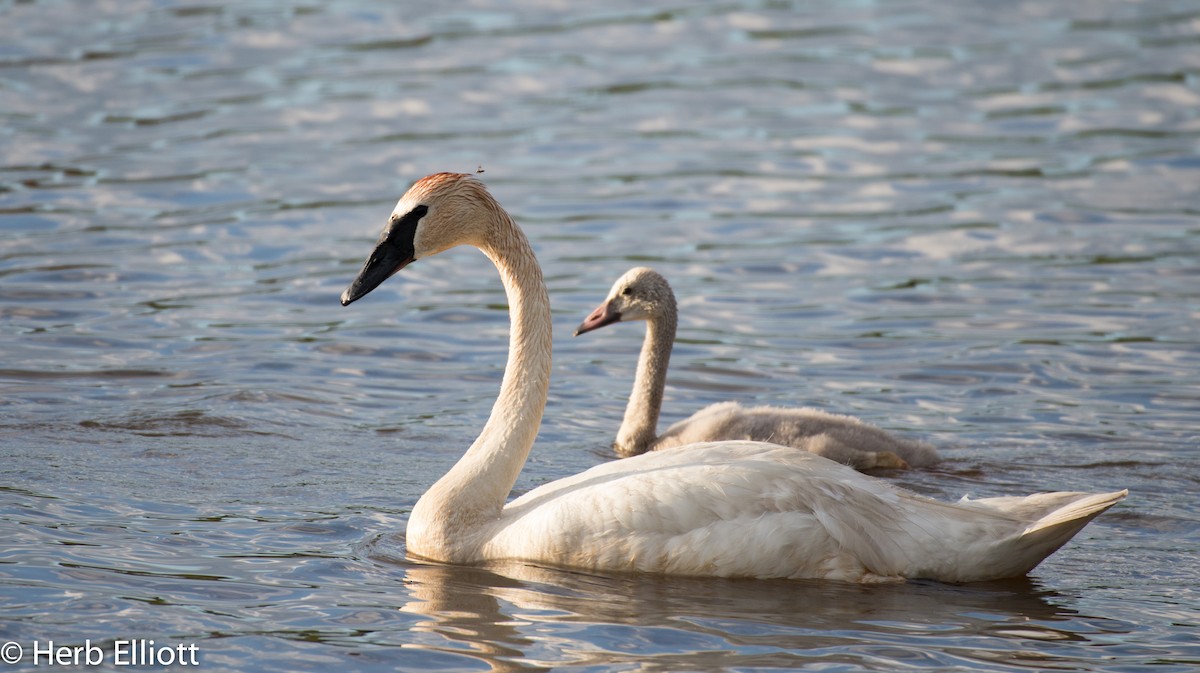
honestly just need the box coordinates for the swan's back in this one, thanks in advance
[484,442,1125,582]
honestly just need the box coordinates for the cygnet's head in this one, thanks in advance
[341,172,501,306]
[574,267,676,336]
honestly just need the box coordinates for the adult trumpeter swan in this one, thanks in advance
[575,267,940,470]
[341,172,1126,583]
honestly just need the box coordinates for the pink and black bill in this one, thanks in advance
[573,301,622,336]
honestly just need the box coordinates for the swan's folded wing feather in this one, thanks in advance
[490,441,999,579]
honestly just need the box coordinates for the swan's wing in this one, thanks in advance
[491,442,1007,580]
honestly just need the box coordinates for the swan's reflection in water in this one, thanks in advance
[370,534,1090,671]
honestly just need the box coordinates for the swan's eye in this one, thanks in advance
[397,204,428,225]
[621,287,633,297]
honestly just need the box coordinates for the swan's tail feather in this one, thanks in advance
[1024,489,1128,536]
[1011,489,1128,574]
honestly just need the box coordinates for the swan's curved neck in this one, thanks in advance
[407,212,552,561]
[616,302,676,455]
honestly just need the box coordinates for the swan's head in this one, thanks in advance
[341,173,501,306]
[574,266,675,336]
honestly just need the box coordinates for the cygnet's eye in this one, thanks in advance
[621,286,633,297]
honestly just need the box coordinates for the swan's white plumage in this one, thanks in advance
[575,267,940,469]
[341,173,1126,583]
[487,442,1122,582]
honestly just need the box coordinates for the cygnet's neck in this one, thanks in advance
[615,302,677,456]
[406,211,552,561]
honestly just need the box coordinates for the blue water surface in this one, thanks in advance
[2,1,1198,671]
